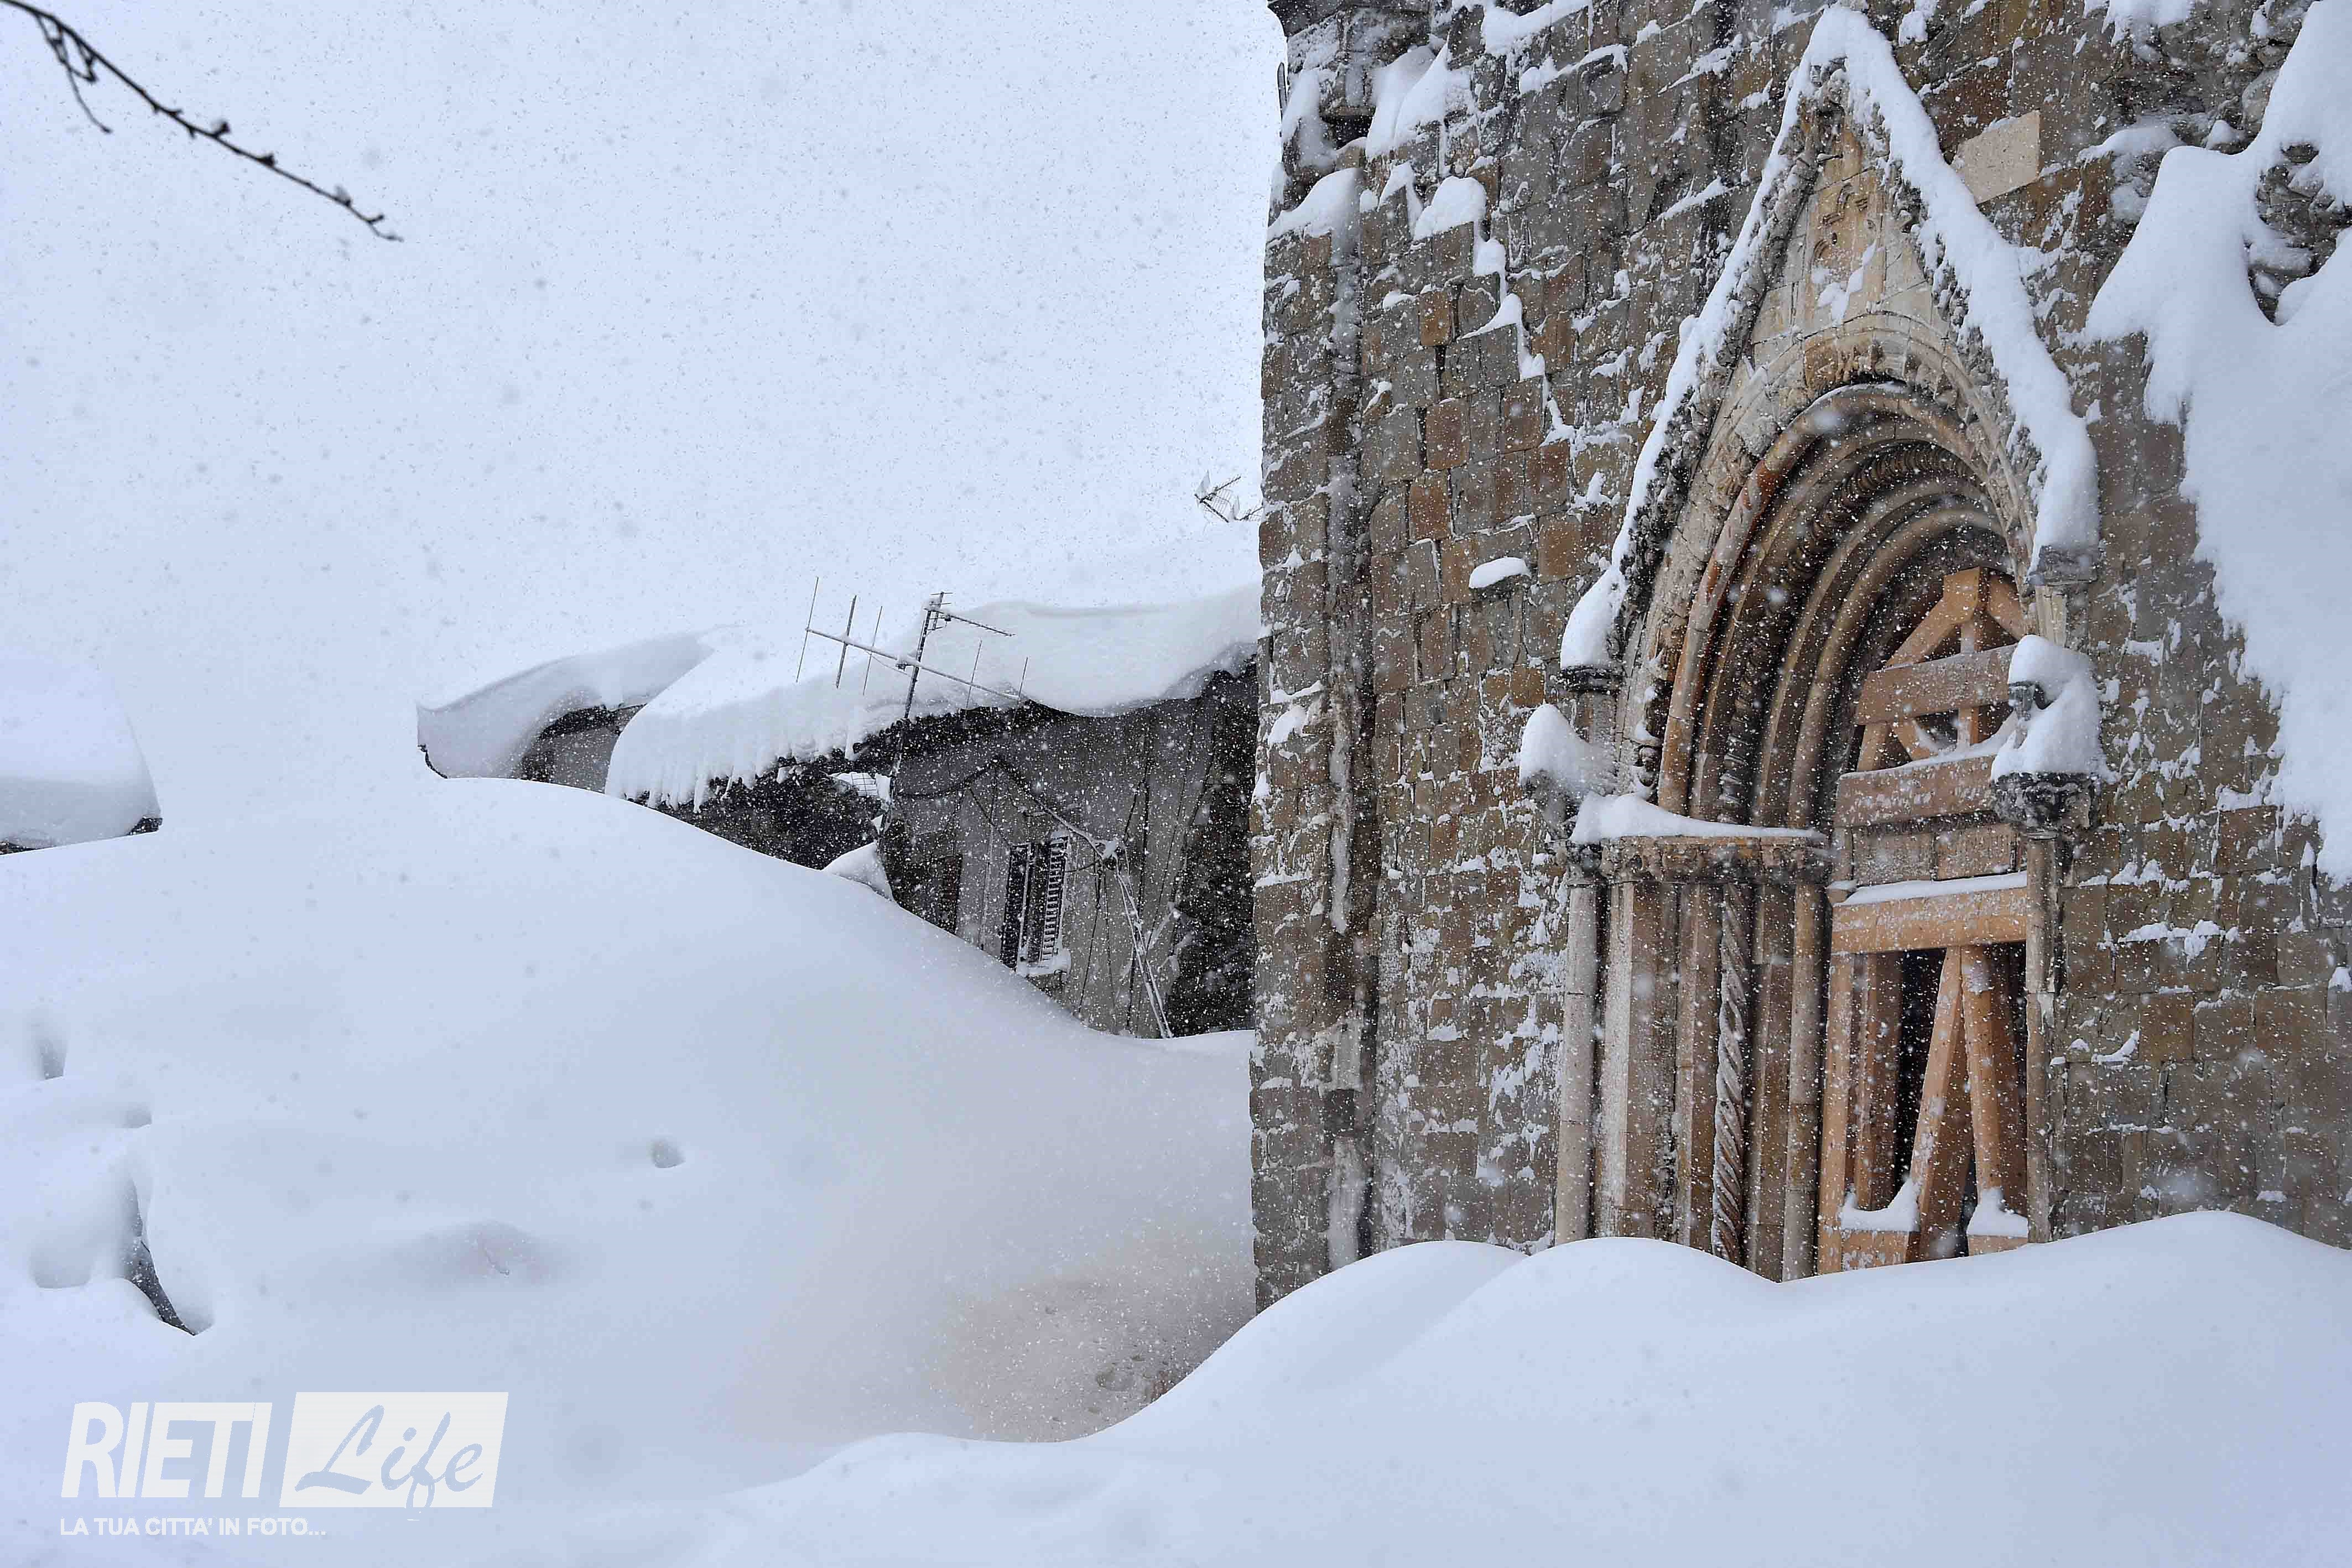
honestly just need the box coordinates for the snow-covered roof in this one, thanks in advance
[606,587,1262,809]
[419,586,1263,809]
[0,651,161,851]
[417,631,714,780]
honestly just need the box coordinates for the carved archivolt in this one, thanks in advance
[1630,352,2028,821]
[1565,22,2103,685]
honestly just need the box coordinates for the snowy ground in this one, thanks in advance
[0,782,1251,1565]
[6,786,2347,1568]
[575,1213,2352,1568]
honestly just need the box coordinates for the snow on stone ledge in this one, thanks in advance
[1516,701,1600,795]
[1468,554,1531,592]
[1480,0,1597,55]
[417,631,715,780]
[2088,1,2352,869]
[1414,175,1490,239]
[1366,44,1463,158]
[2085,0,2203,39]
[606,586,1262,809]
[0,651,160,851]
[1569,793,1824,845]
[1562,8,2100,671]
[1269,166,1362,242]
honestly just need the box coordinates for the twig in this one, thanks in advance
[1194,473,1266,528]
[6,1,398,239]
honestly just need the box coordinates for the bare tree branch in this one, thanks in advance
[5,0,399,239]
[1194,475,1267,528]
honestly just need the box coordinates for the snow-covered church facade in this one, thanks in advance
[1250,0,2352,1302]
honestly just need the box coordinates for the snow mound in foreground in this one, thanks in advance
[0,783,1248,1562]
[634,1213,2352,1568]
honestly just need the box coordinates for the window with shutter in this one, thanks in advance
[999,841,1035,967]
[1035,834,1070,962]
[1001,834,1071,972]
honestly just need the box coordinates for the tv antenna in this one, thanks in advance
[795,584,1029,729]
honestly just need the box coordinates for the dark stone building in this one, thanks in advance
[871,672,1258,1038]
[419,591,1261,1038]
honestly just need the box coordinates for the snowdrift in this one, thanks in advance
[0,783,1249,1562]
[620,1213,2352,1568]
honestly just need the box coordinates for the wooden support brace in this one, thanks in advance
[1983,574,2028,639]
[1830,878,2031,954]
[1834,752,1997,829]
[1905,949,1974,1256]
[1849,951,1906,1214]
[1887,580,1975,668]
[1856,645,2016,726]
[1958,945,2028,1226]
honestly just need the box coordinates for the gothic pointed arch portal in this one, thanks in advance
[1564,364,2069,1285]
[1536,35,2103,1279]
[1567,360,2059,1278]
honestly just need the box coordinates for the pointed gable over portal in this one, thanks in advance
[1560,7,2101,692]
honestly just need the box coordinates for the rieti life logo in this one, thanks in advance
[61,1394,509,1509]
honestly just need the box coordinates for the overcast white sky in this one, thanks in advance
[0,0,1279,820]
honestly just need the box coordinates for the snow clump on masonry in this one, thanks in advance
[1991,635,2112,782]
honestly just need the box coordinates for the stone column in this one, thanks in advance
[1779,882,1828,1279]
[1596,874,1678,1238]
[1552,869,1602,1242]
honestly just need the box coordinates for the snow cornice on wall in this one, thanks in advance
[1558,7,2102,676]
[2088,0,2352,871]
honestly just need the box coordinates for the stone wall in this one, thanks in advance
[1252,0,2350,1304]
[2051,366,2352,1246]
